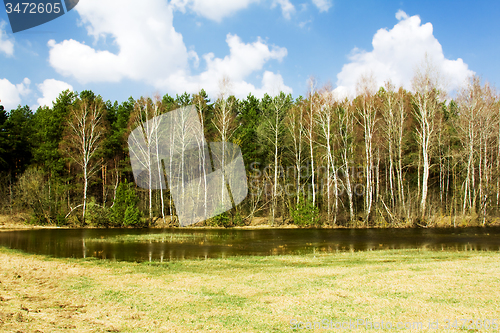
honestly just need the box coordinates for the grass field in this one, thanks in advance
[0,247,499,332]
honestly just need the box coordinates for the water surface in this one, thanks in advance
[0,227,499,261]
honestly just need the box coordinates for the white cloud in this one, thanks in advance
[49,0,187,84]
[272,0,295,20]
[48,0,291,100]
[0,20,14,57]
[204,34,287,82]
[257,70,293,96]
[333,11,474,98]
[171,0,258,22]
[395,9,408,21]
[0,78,31,111]
[35,79,74,109]
[158,34,290,98]
[312,0,332,12]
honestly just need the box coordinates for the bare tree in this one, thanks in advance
[395,87,408,213]
[193,90,210,220]
[213,76,237,205]
[457,75,498,222]
[380,82,408,218]
[259,92,291,225]
[286,100,305,205]
[412,58,442,220]
[65,98,105,221]
[305,77,318,206]
[356,73,378,222]
[381,81,397,210]
[128,97,162,221]
[456,76,483,215]
[315,87,339,225]
[337,99,355,221]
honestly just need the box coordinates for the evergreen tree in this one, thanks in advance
[32,90,77,176]
[0,105,34,176]
[109,180,141,226]
[0,104,9,169]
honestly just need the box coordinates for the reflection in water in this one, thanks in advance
[0,227,499,262]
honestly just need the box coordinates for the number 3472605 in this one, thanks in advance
[5,2,62,14]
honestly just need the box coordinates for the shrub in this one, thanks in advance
[208,211,231,227]
[109,180,141,227]
[84,197,110,226]
[289,197,320,227]
[14,167,52,225]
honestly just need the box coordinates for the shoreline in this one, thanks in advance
[2,213,499,231]
[1,218,499,232]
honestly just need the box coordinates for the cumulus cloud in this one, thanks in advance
[257,70,293,96]
[48,0,291,100]
[334,10,474,98]
[35,79,74,109]
[204,34,287,82]
[0,20,14,57]
[0,78,31,111]
[158,33,289,98]
[312,0,332,12]
[171,0,258,22]
[49,0,188,84]
[272,0,295,19]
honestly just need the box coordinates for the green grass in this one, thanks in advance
[0,247,499,332]
[84,232,230,244]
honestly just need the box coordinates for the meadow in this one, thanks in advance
[0,247,499,332]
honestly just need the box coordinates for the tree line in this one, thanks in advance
[1,67,499,227]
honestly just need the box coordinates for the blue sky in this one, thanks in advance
[1,0,499,111]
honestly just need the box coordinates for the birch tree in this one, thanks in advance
[213,76,237,205]
[286,99,305,205]
[337,99,355,221]
[381,81,397,209]
[412,59,442,220]
[259,92,291,224]
[152,95,166,223]
[356,73,378,222]
[315,88,339,225]
[457,75,498,221]
[395,87,407,213]
[128,97,162,221]
[193,90,210,220]
[305,77,318,206]
[65,96,105,221]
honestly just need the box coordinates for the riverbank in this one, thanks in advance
[0,248,499,332]
[0,214,61,231]
[1,214,500,231]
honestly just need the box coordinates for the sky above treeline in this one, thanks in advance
[0,0,499,111]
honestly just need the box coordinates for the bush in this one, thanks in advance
[232,212,245,226]
[85,197,110,226]
[208,211,231,227]
[109,180,141,227]
[15,167,52,225]
[289,197,320,227]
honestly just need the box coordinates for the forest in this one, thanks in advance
[1,67,499,228]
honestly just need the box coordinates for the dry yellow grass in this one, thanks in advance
[0,247,499,332]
